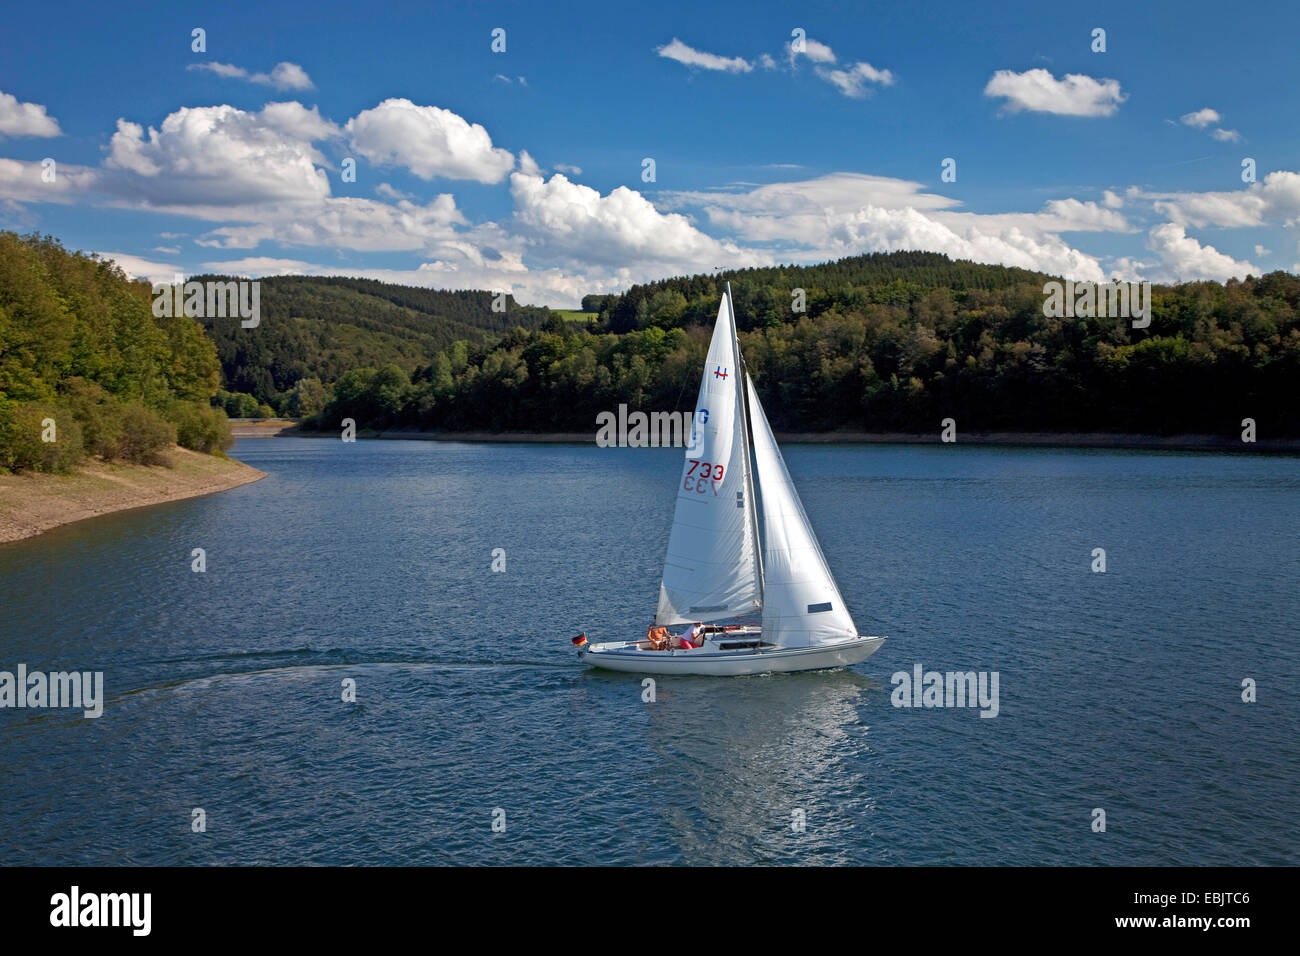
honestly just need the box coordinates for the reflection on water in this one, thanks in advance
[636,670,881,865]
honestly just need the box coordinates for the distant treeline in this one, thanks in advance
[0,233,231,473]
[300,252,1300,436]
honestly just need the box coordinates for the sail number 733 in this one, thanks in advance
[684,459,724,494]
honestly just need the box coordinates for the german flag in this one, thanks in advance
[571,633,588,647]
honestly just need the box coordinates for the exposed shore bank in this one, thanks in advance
[247,422,1300,453]
[0,447,266,544]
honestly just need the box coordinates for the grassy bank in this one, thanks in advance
[0,446,265,543]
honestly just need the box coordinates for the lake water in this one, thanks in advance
[1,438,1297,865]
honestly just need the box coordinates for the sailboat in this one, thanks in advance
[579,284,885,676]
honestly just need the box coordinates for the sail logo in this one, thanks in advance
[152,274,261,328]
[1042,280,1151,328]
[596,404,698,448]
[49,886,151,936]
[0,664,104,718]
[713,366,729,379]
[891,663,999,717]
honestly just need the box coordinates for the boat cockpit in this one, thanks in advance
[637,623,768,652]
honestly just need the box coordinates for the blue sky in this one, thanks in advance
[1,0,1296,306]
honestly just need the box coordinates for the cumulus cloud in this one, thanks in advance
[1145,223,1258,281]
[517,150,542,177]
[660,173,1120,282]
[984,69,1126,117]
[1180,108,1221,129]
[0,90,61,137]
[656,38,752,73]
[1146,170,1300,228]
[188,61,315,91]
[346,98,515,183]
[104,104,332,207]
[1177,107,1240,143]
[509,171,762,272]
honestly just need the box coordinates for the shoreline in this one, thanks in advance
[237,422,1300,453]
[0,446,266,544]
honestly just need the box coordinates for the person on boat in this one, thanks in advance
[645,624,668,650]
[681,622,703,648]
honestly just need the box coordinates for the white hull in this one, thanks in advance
[580,635,885,676]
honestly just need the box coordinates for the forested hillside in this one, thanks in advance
[5,233,1297,449]
[197,275,553,408]
[0,232,231,473]
[307,252,1300,436]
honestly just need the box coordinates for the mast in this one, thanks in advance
[726,281,765,602]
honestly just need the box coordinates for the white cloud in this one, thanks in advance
[554,163,582,175]
[374,182,412,201]
[104,104,332,206]
[1102,189,1124,209]
[346,98,515,183]
[257,101,340,141]
[153,245,180,255]
[0,157,99,203]
[1145,223,1259,281]
[517,150,542,176]
[1037,198,1131,231]
[1254,244,1271,256]
[661,173,1118,282]
[188,61,315,91]
[816,62,895,98]
[194,195,465,252]
[984,69,1126,117]
[1180,108,1221,129]
[1177,107,1241,143]
[200,256,321,276]
[92,250,181,284]
[1145,171,1300,228]
[788,37,837,66]
[0,90,61,137]
[781,37,893,98]
[509,171,762,272]
[656,38,753,73]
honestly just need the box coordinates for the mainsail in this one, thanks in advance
[746,374,859,647]
[655,292,762,625]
